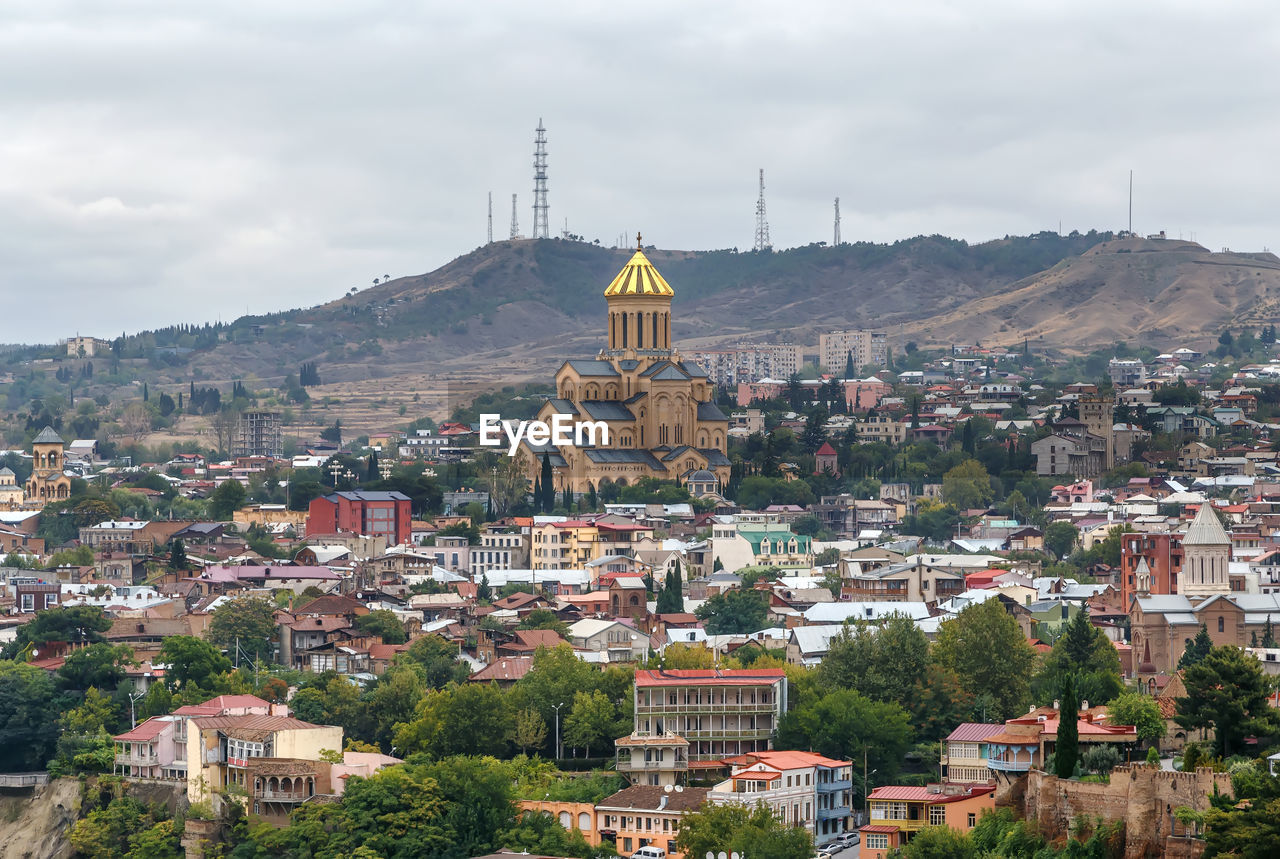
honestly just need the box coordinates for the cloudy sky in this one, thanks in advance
[3,0,1279,343]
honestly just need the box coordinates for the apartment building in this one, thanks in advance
[596,785,710,859]
[472,528,529,576]
[820,330,888,372]
[710,750,854,846]
[234,411,283,459]
[632,668,788,764]
[306,490,413,546]
[685,345,803,387]
[531,520,601,570]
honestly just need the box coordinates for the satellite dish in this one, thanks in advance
[664,784,673,793]
[718,852,728,859]
[30,649,39,659]
[675,785,684,792]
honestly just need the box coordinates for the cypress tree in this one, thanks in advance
[1055,673,1079,779]
[366,451,378,482]
[540,452,554,513]
[477,573,492,602]
[844,351,854,379]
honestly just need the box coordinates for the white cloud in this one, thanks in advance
[2,0,1279,341]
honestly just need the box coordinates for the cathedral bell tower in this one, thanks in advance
[604,234,673,361]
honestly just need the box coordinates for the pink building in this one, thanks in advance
[842,378,893,412]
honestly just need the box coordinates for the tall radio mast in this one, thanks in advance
[833,197,841,246]
[532,120,550,239]
[509,194,519,240]
[753,169,771,252]
[487,192,493,244]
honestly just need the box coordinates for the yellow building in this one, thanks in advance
[531,520,601,570]
[0,466,24,510]
[25,426,72,508]
[525,240,730,494]
[186,713,342,810]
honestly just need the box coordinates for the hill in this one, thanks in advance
[13,230,1280,437]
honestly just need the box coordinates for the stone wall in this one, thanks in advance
[1023,765,1230,859]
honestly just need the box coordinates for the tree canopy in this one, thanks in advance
[933,599,1034,721]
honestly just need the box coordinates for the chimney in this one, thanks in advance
[1081,699,1089,711]
[658,795,668,811]
[1053,699,1059,711]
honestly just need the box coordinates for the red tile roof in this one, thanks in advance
[868,784,994,803]
[114,717,171,742]
[635,668,787,688]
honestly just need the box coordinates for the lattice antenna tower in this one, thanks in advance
[753,168,771,251]
[532,119,550,239]
[509,194,520,239]
[487,192,493,244]
[833,197,841,246]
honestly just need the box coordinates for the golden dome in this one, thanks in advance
[603,248,675,298]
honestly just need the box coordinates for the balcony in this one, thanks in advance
[817,779,852,792]
[115,753,159,767]
[817,806,850,821]
[636,701,777,715]
[987,756,1033,773]
[678,728,774,741]
[202,748,225,765]
[256,790,311,803]
[618,758,689,772]
[870,811,926,831]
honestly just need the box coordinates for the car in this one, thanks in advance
[837,831,860,847]
[815,845,841,858]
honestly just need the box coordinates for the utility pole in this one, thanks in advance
[128,690,145,729]
[551,701,565,760]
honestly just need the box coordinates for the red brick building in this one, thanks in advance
[306,491,412,546]
[1119,532,1182,609]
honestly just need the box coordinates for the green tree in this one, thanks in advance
[514,706,548,754]
[1043,521,1078,559]
[3,604,112,658]
[352,609,408,645]
[365,666,426,751]
[1178,623,1214,670]
[540,452,554,513]
[1176,645,1280,758]
[933,599,1034,721]
[476,573,493,602]
[393,682,512,758]
[1106,692,1167,745]
[208,595,277,663]
[676,801,812,859]
[1204,797,1280,857]
[777,688,912,786]
[512,644,601,734]
[158,636,232,691]
[817,614,928,710]
[515,608,569,637]
[167,538,188,571]
[57,643,135,692]
[398,634,469,690]
[655,562,685,614]
[563,689,617,757]
[0,661,61,770]
[695,588,769,634]
[942,459,994,510]
[1033,609,1123,706]
[900,825,976,859]
[1055,673,1079,778]
[209,478,247,518]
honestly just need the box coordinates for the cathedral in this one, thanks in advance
[524,240,730,494]
[24,426,72,508]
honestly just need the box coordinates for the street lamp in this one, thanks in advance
[551,702,566,761]
[128,689,146,729]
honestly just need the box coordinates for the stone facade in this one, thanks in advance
[1022,766,1230,858]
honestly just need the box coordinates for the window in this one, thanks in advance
[866,833,889,850]
[1218,617,1225,633]
[968,813,977,828]
[929,805,946,826]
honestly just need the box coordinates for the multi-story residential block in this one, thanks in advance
[615,733,691,787]
[64,335,112,357]
[531,520,600,570]
[861,784,996,858]
[1030,424,1108,478]
[305,490,412,546]
[939,723,1004,784]
[114,716,187,782]
[839,558,965,604]
[820,330,888,372]
[632,668,787,764]
[709,750,854,846]
[472,528,528,576]
[1108,358,1147,388]
[858,415,907,445]
[686,344,803,387]
[233,410,283,459]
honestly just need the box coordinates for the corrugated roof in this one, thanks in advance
[602,250,675,297]
[945,723,1006,743]
[635,668,786,688]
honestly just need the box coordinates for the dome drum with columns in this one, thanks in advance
[524,237,730,494]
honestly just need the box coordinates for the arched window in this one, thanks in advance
[1218,616,1225,633]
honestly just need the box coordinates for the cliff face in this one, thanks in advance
[0,779,79,859]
